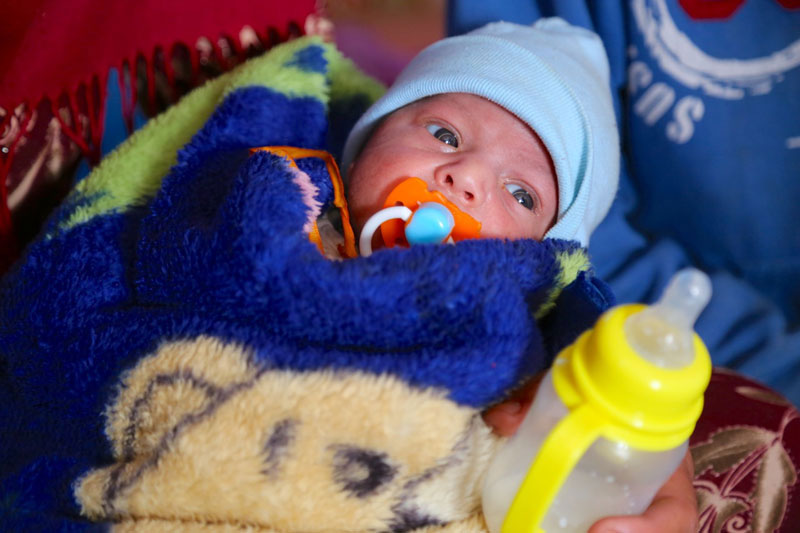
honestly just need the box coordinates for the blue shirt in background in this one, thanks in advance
[448,0,800,406]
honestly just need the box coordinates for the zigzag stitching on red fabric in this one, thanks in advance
[0,19,304,274]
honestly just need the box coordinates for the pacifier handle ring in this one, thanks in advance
[359,205,413,257]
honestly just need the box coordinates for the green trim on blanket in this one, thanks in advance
[327,46,385,106]
[51,37,383,236]
[535,247,592,319]
[222,37,327,100]
[51,73,228,236]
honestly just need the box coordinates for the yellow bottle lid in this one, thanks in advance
[553,303,711,450]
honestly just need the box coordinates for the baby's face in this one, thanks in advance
[347,93,557,247]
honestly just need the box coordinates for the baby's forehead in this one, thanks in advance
[360,92,555,182]
[388,93,534,133]
[407,93,547,147]
[395,93,491,115]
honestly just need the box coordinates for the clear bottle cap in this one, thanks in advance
[624,268,712,368]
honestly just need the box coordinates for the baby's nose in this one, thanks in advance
[434,162,486,206]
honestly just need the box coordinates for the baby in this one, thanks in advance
[342,17,618,250]
[341,19,697,533]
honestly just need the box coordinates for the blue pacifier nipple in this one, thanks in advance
[404,202,455,245]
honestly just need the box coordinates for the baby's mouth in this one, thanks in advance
[358,178,482,257]
[379,178,481,248]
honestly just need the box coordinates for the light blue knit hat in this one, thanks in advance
[342,18,619,246]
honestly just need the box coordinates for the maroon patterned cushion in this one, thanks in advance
[691,368,800,532]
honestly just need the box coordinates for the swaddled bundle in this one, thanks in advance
[0,37,612,531]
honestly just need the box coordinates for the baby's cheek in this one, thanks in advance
[347,200,373,238]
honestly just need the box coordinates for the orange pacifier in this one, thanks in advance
[359,177,481,257]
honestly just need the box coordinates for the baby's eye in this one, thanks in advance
[505,184,536,211]
[426,124,459,147]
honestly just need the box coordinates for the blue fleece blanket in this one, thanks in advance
[0,37,613,531]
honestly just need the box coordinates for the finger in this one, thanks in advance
[587,493,698,533]
[587,451,697,533]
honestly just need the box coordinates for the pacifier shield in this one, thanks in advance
[380,178,481,248]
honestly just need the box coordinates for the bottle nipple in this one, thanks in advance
[624,268,712,368]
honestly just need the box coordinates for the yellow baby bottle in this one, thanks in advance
[481,268,713,533]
